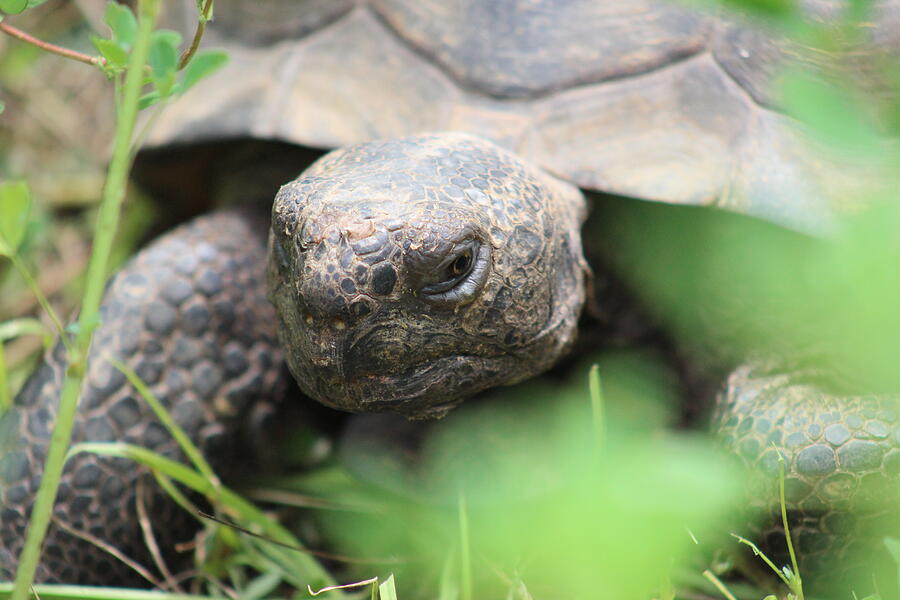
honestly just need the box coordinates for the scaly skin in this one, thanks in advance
[0,211,288,584]
[715,364,900,590]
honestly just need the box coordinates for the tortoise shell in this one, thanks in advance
[140,0,900,230]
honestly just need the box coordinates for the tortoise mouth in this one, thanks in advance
[299,353,518,418]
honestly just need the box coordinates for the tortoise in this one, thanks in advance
[1,0,898,590]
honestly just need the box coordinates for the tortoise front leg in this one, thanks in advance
[0,210,290,585]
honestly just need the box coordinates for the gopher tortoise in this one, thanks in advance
[1,0,898,590]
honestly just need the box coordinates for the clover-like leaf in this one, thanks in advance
[0,180,31,257]
[178,50,228,94]
[148,29,181,97]
[91,36,128,69]
[0,0,28,14]
[103,1,137,51]
[138,90,161,110]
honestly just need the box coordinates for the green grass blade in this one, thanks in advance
[458,489,472,600]
[67,442,341,593]
[777,449,804,599]
[589,364,605,448]
[108,355,218,484]
[379,574,398,600]
[0,584,212,599]
[702,569,738,600]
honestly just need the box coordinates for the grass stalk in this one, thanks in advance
[69,442,341,591]
[109,356,219,484]
[0,584,212,599]
[9,1,161,596]
[0,343,9,412]
[10,254,67,346]
[702,569,739,600]
[589,364,605,448]
[458,489,473,600]
[777,450,804,599]
[730,534,792,588]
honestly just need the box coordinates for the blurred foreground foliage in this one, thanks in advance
[286,360,746,600]
[293,1,900,598]
[594,3,900,389]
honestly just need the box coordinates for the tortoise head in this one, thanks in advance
[268,133,589,417]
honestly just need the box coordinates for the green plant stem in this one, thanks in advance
[730,534,792,588]
[778,451,804,599]
[177,0,213,69]
[9,1,161,596]
[0,20,105,67]
[77,12,159,350]
[702,569,738,600]
[10,374,80,599]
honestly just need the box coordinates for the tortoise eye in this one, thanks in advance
[419,240,489,305]
[449,249,473,278]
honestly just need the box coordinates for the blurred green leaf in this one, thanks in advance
[178,49,227,93]
[845,0,876,21]
[595,195,900,394]
[687,0,796,20]
[138,90,161,110]
[148,30,181,97]
[716,0,795,17]
[91,36,128,68]
[0,180,31,257]
[103,0,136,50]
[240,570,283,600]
[0,0,27,14]
[780,68,881,155]
[886,538,900,590]
[325,382,744,600]
[0,318,50,345]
